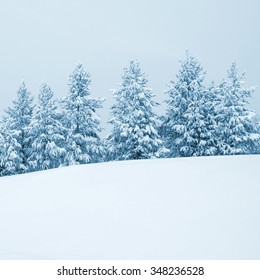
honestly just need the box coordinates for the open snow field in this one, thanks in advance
[0,155,259,259]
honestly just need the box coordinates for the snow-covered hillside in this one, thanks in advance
[0,155,259,259]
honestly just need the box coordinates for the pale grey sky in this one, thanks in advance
[0,0,259,133]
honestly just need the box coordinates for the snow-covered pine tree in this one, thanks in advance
[0,129,23,176]
[162,52,218,157]
[62,64,104,165]
[108,60,166,161]
[29,83,66,171]
[184,82,219,157]
[216,62,260,155]
[3,82,34,173]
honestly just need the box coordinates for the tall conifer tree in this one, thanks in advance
[4,82,34,173]
[63,64,103,165]
[108,60,166,160]
[29,83,66,171]
[216,63,260,154]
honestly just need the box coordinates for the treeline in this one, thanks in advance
[0,52,259,177]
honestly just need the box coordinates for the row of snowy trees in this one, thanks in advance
[161,55,260,157]
[0,52,259,177]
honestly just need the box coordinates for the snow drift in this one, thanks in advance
[0,155,259,259]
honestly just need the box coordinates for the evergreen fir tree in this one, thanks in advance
[216,62,260,155]
[162,52,218,157]
[29,83,66,171]
[108,60,166,160]
[62,64,103,165]
[3,82,34,173]
[0,131,24,176]
[184,83,219,156]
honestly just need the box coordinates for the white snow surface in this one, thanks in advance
[0,155,259,260]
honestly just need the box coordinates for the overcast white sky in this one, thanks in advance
[0,0,259,133]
